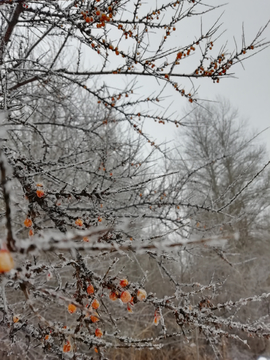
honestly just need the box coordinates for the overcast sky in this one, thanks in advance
[143,0,270,154]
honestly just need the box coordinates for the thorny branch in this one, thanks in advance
[0,1,270,359]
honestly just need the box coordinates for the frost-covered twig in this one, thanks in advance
[0,151,16,250]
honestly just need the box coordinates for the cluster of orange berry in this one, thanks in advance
[175,45,196,62]
[144,59,157,69]
[109,279,147,313]
[64,277,147,347]
[24,217,34,236]
[194,53,231,80]
[81,5,114,28]
[75,216,102,228]
[47,272,156,354]
[23,183,45,237]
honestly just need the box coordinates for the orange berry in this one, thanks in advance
[96,10,100,16]
[29,229,34,236]
[177,52,182,59]
[13,315,20,323]
[119,279,129,288]
[154,310,161,325]
[36,189,45,198]
[0,249,14,273]
[109,291,118,301]
[120,290,132,303]
[68,303,77,314]
[87,284,95,295]
[75,218,83,226]
[101,13,107,21]
[24,218,32,228]
[36,183,43,187]
[45,334,50,341]
[98,217,102,222]
[154,315,161,325]
[137,289,147,301]
[85,16,90,23]
[91,315,99,323]
[83,237,89,242]
[92,299,100,309]
[95,328,103,338]
[63,340,72,353]
[94,347,98,353]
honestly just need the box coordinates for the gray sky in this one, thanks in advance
[142,0,270,154]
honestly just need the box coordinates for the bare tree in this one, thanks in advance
[174,98,270,240]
